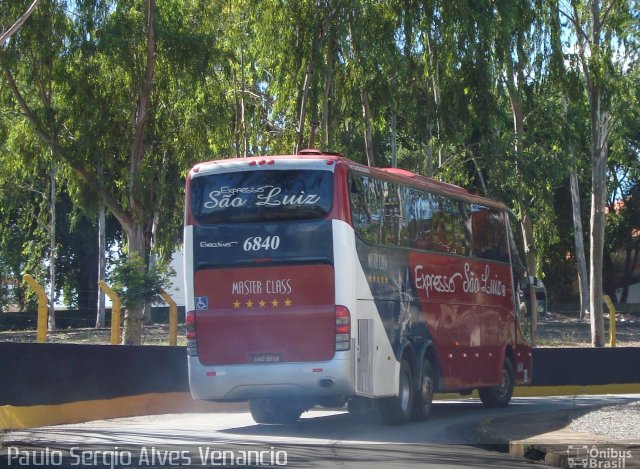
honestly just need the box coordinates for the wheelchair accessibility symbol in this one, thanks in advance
[196,297,208,310]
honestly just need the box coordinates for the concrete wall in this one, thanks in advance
[2,343,640,429]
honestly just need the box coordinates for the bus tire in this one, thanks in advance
[479,357,514,408]
[378,359,414,425]
[412,356,435,421]
[249,398,302,424]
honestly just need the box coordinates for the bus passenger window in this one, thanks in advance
[471,205,509,262]
[350,174,383,244]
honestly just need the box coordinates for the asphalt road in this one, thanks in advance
[2,395,639,468]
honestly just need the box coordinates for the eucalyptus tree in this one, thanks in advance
[1,0,230,344]
[244,0,326,155]
[561,0,639,346]
[0,0,41,47]
[546,0,592,320]
[605,64,640,303]
[1,0,64,328]
[490,0,570,289]
[0,129,52,312]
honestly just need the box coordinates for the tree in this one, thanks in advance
[607,182,640,303]
[1,0,229,343]
[0,0,41,47]
[562,0,637,346]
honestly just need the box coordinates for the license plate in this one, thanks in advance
[251,353,282,363]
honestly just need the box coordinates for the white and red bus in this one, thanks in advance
[184,150,539,424]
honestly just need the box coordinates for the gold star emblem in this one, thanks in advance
[233,300,241,308]
[271,299,279,307]
[246,300,254,308]
[258,299,266,308]
[284,298,292,307]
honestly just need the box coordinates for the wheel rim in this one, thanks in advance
[496,367,510,399]
[421,373,433,409]
[399,370,411,412]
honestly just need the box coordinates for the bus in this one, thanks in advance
[184,150,541,425]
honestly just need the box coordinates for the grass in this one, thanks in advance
[0,323,187,346]
[1,313,639,347]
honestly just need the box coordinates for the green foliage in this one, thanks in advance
[0,0,638,311]
[110,253,173,311]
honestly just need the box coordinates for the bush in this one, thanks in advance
[110,253,173,311]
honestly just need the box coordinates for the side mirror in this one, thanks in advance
[523,277,547,317]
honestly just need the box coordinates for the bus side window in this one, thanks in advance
[458,202,473,256]
[350,174,383,245]
[350,175,372,240]
[471,206,508,262]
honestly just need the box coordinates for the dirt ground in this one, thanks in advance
[1,312,639,347]
[0,324,187,346]
[537,312,640,347]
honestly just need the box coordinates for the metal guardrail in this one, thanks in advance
[22,274,48,343]
[160,290,178,346]
[98,281,122,345]
[603,295,616,348]
[16,278,180,346]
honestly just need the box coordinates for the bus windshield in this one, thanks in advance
[190,169,334,224]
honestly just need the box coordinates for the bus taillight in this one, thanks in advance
[335,306,351,351]
[186,311,198,357]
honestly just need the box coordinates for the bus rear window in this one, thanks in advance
[190,169,334,223]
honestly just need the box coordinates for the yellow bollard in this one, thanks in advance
[160,290,178,346]
[22,274,49,343]
[603,295,616,347]
[98,281,122,345]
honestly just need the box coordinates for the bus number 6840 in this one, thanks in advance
[243,236,281,252]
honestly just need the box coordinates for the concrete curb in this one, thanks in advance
[0,392,248,431]
[4,386,640,431]
[475,407,640,468]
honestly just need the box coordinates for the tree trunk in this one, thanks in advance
[121,222,150,345]
[470,151,488,196]
[521,213,538,346]
[390,108,397,168]
[96,204,106,326]
[231,66,242,158]
[589,123,608,347]
[570,170,590,320]
[425,120,434,177]
[347,17,375,167]
[48,165,57,331]
[295,64,312,154]
[506,53,538,345]
[96,160,106,327]
[321,25,335,150]
[570,0,609,347]
[424,30,445,169]
[0,0,42,47]
[121,0,156,345]
[361,90,375,167]
[76,225,98,315]
[239,48,248,157]
[562,89,590,321]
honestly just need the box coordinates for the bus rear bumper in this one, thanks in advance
[188,353,355,402]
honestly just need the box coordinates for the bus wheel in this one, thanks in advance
[378,359,414,425]
[249,398,303,424]
[412,357,435,421]
[479,357,514,408]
